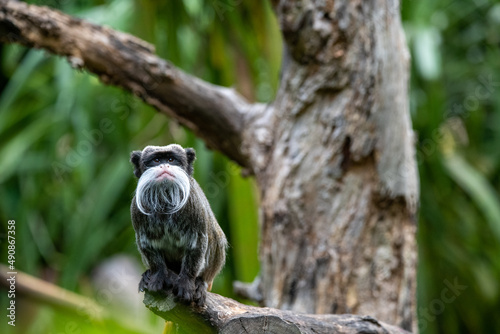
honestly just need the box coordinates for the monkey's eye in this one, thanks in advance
[153,158,160,163]
[167,157,175,163]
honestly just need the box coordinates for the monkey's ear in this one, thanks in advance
[185,148,196,175]
[130,150,143,178]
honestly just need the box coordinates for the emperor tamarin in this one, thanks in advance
[130,144,227,305]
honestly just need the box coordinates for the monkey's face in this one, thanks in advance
[130,144,196,215]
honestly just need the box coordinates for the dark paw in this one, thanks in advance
[147,270,166,292]
[139,268,173,293]
[138,269,151,292]
[193,278,208,306]
[173,275,196,304]
[163,269,176,291]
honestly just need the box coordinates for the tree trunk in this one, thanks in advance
[242,1,418,331]
[0,0,418,332]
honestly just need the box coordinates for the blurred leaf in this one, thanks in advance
[413,26,442,80]
[0,117,53,183]
[60,155,131,290]
[228,168,259,283]
[79,0,134,30]
[0,49,46,132]
[444,154,500,243]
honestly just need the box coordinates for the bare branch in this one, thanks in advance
[144,291,411,334]
[0,0,255,167]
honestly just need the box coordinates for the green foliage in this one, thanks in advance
[403,0,500,333]
[0,1,274,332]
[0,0,499,333]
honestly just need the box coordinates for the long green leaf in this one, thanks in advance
[0,50,46,133]
[0,118,53,183]
[444,154,500,242]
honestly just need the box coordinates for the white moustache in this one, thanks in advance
[135,165,190,215]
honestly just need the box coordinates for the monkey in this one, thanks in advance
[129,144,227,305]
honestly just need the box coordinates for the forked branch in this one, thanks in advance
[0,0,254,167]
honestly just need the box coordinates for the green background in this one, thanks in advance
[0,0,499,333]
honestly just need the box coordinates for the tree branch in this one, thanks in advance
[144,291,411,334]
[0,264,155,333]
[0,0,255,168]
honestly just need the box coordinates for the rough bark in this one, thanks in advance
[0,0,418,332]
[245,2,419,332]
[143,291,410,334]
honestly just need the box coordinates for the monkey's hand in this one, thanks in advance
[173,274,196,304]
[138,269,151,292]
[193,277,208,306]
[139,268,174,292]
